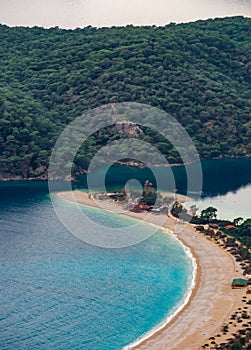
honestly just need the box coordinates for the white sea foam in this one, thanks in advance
[122,225,197,350]
[57,192,197,349]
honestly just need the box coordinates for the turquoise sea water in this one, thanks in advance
[0,183,193,350]
[1,158,250,349]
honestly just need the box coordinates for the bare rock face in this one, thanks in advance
[115,120,143,137]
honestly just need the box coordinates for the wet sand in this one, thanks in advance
[57,191,248,350]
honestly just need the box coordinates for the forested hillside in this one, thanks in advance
[0,16,251,179]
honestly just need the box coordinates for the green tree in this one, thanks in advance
[233,217,244,227]
[200,207,217,222]
[171,201,183,218]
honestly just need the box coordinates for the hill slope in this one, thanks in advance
[0,16,251,178]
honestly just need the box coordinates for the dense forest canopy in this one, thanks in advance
[0,16,251,179]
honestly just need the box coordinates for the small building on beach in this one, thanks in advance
[149,208,161,215]
[107,193,125,201]
[225,225,236,230]
[129,203,153,213]
[209,223,219,229]
[231,278,248,288]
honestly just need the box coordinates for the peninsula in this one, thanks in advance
[57,190,251,349]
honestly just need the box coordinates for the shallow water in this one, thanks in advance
[0,183,193,350]
[0,157,250,348]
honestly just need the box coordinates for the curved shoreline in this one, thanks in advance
[123,244,197,350]
[56,191,245,350]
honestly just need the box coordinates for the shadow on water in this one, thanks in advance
[77,158,251,198]
[200,158,251,197]
[1,158,251,200]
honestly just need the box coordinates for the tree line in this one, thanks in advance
[0,16,251,178]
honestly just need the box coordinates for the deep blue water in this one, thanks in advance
[185,158,251,219]
[79,157,251,219]
[0,183,193,350]
[79,157,251,197]
[1,157,250,349]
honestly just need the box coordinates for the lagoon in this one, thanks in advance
[81,157,251,219]
[0,157,250,349]
[0,182,193,350]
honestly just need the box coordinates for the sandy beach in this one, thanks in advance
[57,191,250,350]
